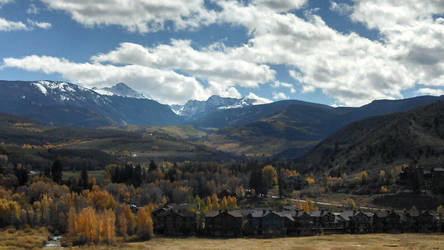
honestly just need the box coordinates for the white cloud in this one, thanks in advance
[245,92,272,104]
[349,0,444,87]
[2,55,210,104]
[2,38,277,104]
[215,1,415,106]
[39,0,216,33]
[272,91,289,100]
[0,0,12,7]
[6,0,444,106]
[272,81,295,93]
[417,88,444,96]
[0,17,51,31]
[0,18,27,31]
[253,0,307,12]
[27,19,52,29]
[330,1,353,16]
[27,3,39,14]
[92,40,275,89]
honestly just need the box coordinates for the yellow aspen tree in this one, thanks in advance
[206,196,213,211]
[67,207,76,238]
[303,201,311,213]
[136,206,154,240]
[221,196,228,210]
[296,200,303,211]
[211,193,219,209]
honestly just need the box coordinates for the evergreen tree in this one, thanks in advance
[44,166,51,179]
[51,160,63,184]
[149,160,157,172]
[249,168,267,196]
[14,163,29,186]
[81,167,89,190]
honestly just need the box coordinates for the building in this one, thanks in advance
[373,210,401,233]
[205,210,243,237]
[339,211,373,233]
[246,209,294,236]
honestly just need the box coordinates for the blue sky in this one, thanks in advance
[1,0,444,106]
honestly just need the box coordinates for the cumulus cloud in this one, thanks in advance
[0,18,27,31]
[253,0,307,12]
[2,55,210,104]
[272,81,295,93]
[39,0,216,33]
[27,3,39,14]
[245,92,272,104]
[417,88,444,96]
[0,0,12,7]
[4,0,444,106]
[349,0,444,87]
[0,17,51,31]
[92,40,275,88]
[330,1,353,16]
[27,19,51,29]
[2,37,277,104]
[215,0,415,106]
[272,92,289,100]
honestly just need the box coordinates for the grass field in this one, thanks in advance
[0,227,50,249]
[123,234,444,250]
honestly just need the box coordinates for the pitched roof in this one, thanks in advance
[205,210,243,218]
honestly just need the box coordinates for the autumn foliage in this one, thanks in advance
[136,206,154,240]
[67,207,116,245]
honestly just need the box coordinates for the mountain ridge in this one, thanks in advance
[171,95,267,120]
[296,100,444,175]
[0,80,181,127]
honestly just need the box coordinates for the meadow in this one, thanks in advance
[122,234,444,250]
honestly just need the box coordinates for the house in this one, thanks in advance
[163,209,197,236]
[340,211,373,233]
[310,210,338,234]
[432,167,444,193]
[418,210,435,232]
[373,210,401,233]
[246,210,294,236]
[333,212,348,233]
[205,210,243,237]
[152,207,170,234]
[294,211,314,236]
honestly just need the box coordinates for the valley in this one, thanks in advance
[1,80,444,248]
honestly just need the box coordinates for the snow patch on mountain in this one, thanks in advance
[100,82,147,99]
[92,88,114,96]
[32,82,48,95]
[171,94,271,120]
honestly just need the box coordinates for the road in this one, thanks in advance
[271,195,381,211]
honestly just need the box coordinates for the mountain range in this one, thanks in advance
[297,100,444,175]
[0,80,180,127]
[200,96,444,158]
[171,95,264,121]
[94,82,147,99]
[1,79,444,159]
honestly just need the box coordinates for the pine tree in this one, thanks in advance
[80,167,89,190]
[51,160,63,184]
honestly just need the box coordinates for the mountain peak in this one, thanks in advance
[102,83,146,99]
[171,95,258,120]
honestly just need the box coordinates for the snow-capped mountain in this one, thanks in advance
[0,80,181,127]
[95,82,147,99]
[171,95,265,120]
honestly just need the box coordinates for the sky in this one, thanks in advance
[1,0,444,106]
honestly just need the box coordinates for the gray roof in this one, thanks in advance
[205,210,243,218]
